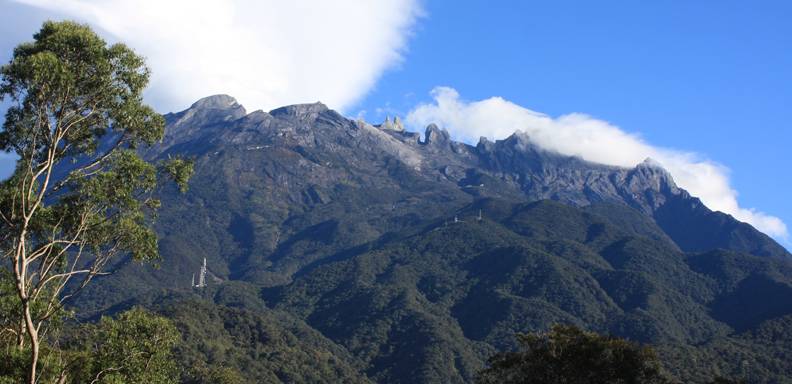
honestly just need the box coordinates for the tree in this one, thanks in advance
[0,21,192,383]
[185,365,246,384]
[65,308,180,384]
[475,325,671,384]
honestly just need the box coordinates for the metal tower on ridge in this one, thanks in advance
[198,258,207,288]
[193,258,207,288]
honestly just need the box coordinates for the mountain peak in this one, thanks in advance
[167,95,247,128]
[189,94,243,111]
[503,131,533,148]
[269,102,329,118]
[635,157,674,182]
[422,123,450,145]
[637,157,665,170]
[626,157,680,199]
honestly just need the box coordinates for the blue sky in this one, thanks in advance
[0,0,790,244]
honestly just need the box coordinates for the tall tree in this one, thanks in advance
[0,21,191,383]
[476,325,671,384]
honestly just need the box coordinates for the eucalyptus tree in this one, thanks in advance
[0,21,192,383]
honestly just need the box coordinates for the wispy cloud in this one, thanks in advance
[12,0,423,113]
[407,87,788,240]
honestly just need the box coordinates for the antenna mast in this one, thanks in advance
[195,258,207,288]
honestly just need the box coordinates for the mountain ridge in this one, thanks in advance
[156,95,788,260]
[70,95,792,383]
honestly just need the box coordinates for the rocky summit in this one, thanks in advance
[77,95,792,383]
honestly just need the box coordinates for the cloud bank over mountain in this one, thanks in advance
[12,0,422,113]
[407,87,788,240]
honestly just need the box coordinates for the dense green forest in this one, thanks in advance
[70,199,792,383]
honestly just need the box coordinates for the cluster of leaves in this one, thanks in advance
[0,302,180,383]
[475,324,670,384]
[475,325,748,384]
[62,308,180,384]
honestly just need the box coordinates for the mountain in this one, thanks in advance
[74,95,792,383]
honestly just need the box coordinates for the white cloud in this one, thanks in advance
[407,87,789,240]
[11,0,422,113]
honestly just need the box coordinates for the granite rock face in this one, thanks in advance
[148,96,788,268]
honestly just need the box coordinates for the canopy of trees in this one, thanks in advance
[475,324,671,384]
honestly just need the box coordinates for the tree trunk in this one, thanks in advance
[14,227,40,384]
[17,320,26,348]
[23,302,39,384]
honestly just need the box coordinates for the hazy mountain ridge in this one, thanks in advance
[73,95,792,383]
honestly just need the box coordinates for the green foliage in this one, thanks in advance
[0,348,29,384]
[160,156,195,194]
[64,308,179,384]
[72,195,792,383]
[475,325,670,384]
[0,270,64,383]
[153,286,371,384]
[0,21,163,156]
[253,200,792,383]
[0,20,191,383]
[0,268,18,344]
[184,366,246,384]
[0,303,180,383]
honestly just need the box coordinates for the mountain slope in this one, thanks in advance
[72,95,792,383]
[264,199,792,382]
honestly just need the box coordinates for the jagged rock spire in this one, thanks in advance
[380,116,405,131]
[423,123,450,145]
